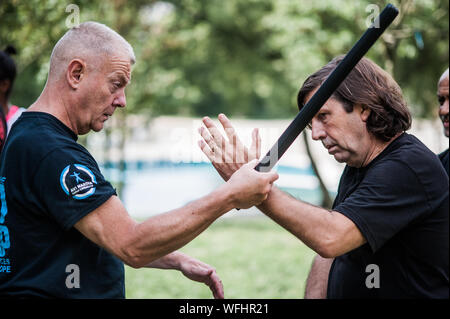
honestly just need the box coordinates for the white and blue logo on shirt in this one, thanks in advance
[60,164,97,200]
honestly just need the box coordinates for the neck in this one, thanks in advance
[28,83,79,135]
[360,132,402,167]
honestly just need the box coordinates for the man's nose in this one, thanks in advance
[311,121,326,140]
[114,89,127,108]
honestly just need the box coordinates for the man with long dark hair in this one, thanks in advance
[198,57,449,298]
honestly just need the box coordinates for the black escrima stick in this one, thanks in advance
[255,4,399,172]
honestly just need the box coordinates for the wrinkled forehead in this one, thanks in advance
[305,88,343,112]
[108,55,132,78]
[94,51,132,83]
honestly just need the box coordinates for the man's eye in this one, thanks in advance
[438,96,445,105]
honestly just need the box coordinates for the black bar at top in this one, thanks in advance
[255,4,399,172]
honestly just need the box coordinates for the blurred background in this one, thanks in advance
[1,0,448,298]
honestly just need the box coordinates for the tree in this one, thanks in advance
[1,0,448,200]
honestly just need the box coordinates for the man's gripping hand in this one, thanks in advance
[223,159,278,209]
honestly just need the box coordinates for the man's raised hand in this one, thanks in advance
[198,113,261,181]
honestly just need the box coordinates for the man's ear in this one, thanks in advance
[66,59,85,89]
[0,79,11,94]
[359,104,371,122]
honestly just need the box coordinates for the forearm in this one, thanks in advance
[144,251,187,270]
[76,161,275,270]
[144,250,225,299]
[125,185,234,267]
[256,187,331,254]
[304,255,334,299]
[257,186,363,257]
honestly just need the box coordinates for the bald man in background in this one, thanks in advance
[438,68,449,175]
[0,22,278,298]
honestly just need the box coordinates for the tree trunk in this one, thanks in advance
[103,125,112,180]
[116,111,127,201]
[302,131,333,209]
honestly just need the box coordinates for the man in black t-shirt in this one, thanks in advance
[303,66,450,299]
[0,22,279,298]
[437,68,449,175]
[198,56,449,298]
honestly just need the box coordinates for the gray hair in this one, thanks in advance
[49,21,135,80]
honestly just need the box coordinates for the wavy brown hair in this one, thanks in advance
[297,56,411,141]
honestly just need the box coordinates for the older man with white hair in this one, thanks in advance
[0,22,278,298]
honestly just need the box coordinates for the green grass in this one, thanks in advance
[125,216,316,299]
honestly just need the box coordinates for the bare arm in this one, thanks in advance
[256,187,365,258]
[74,160,278,268]
[73,161,277,299]
[76,193,226,299]
[75,190,229,268]
[304,255,334,299]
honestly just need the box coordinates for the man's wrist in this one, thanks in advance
[215,183,237,212]
[256,185,277,211]
[162,251,185,270]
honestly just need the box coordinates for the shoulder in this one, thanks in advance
[438,148,449,175]
[379,133,444,173]
[438,148,449,160]
[367,134,447,197]
[8,112,79,153]
[4,113,95,175]
[8,127,68,160]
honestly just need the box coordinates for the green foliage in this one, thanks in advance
[1,0,448,119]
[125,217,316,298]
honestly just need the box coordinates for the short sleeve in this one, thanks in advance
[33,146,116,230]
[333,160,430,253]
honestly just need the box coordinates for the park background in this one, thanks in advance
[1,0,448,298]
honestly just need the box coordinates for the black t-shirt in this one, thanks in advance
[439,148,449,176]
[0,112,124,298]
[327,133,449,299]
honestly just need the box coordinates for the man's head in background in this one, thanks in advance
[438,68,449,138]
